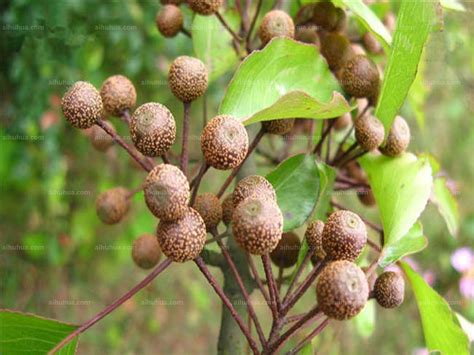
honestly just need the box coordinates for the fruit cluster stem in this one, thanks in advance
[180,102,192,177]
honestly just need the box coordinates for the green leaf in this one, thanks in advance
[266,154,321,232]
[0,310,79,354]
[220,38,347,122]
[440,0,466,11]
[375,0,436,133]
[408,50,428,129]
[335,0,392,50]
[379,222,428,268]
[353,302,375,338]
[431,177,460,237]
[243,91,353,126]
[192,11,240,82]
[401,262,470,355]
[299,339,314,355]
[359,153,432,257]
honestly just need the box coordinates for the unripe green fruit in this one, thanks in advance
[157,207,206,262]
[130,102,176,157]
[89,121,115,152]
[354,114,385,151]
[96,187,130,225]
[270,232,301,268]
[305,220,325,260]
[259,10,295,45]
[221,194,234,226]
[100,75,136,116]
[132,234,162,269]
[188,0,223,15]
[193,192,222,230]
[320,32,354,71]
[156,5,183,38]
[201,115,249,170]
[168,56,208,102]
[380,116,411,157]
[232,197,283,255]
[374,271,405,308]
[144,164,190,221]
[262,119,295,135]
[322,210,367,261]
[62,81,103,129]
[341,55,380,99]
[333,112,352,131]
[316,260,369,320]
[232,175,276,208]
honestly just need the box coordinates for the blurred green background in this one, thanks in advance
[0,0,473,354]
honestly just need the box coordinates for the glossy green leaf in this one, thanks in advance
[0,310,79,354]
[353,302,375,338]
[375,0,436,133]
[359,153,432,255]
[432,177,460,237]
[266,154,321,232]
[220,38,347,122]
[401,262,470,355]
[379,222,428,268]
[192,11,240,82]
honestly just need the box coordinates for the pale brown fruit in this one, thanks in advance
[62,81,103,129]
[259,10,295,45]
[100,75,137,116]
[156,5,183,38]
[132,234,162,269]
[232,175,276,208]
[193,192,223,230]
[96,187,130,225]
[168,56,208,102]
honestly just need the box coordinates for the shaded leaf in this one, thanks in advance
[440,0,466,11]
[431,177,460,237]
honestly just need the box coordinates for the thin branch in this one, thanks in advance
[332,125,354,162]
[332,141,358,166]
[48,259,172,354]
[313,120,336,155]
[180,102,191,177]
[261,255,281,317]
[194,256,260,355]
[216,11,242,42]
[190,163,210,205]
[246,253,271,307]
[246,0,263,52]
[181,27,192,38]
[288,318,330,354]
[281,250,313,305]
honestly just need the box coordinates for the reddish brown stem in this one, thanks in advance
[261,255,281,317]
[281,250,313,305]
[313,120,336,155]
[246,253,271,307]
[216,11,242,42]
[181,102,191,177]
[245,0,263,52]
[288,318,330,354]
[190,163,210,205]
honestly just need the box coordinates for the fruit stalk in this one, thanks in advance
[180,101,192,177]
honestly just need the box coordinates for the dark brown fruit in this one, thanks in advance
[100,75,136,116]
[322,210,367,261]
[89,121,115,152]
[320,32,354,71]
[354,114,385,151]
[262,119,295,135]
[380,116,410,157]
[232,197,283,255]
[341,55,380,99]
[357,187,376,207]
[130,102,176,157]
[193,192,223,230]
[188,0,223,15]
[259,10,295,45]
[313,2,346,32]
[232,175,276,208]
[316,260,369,320]
[362,32,382,54]
[62,81,103,129]
[168,56,208,102]
[305,220,325,260]
[270,232,301,268]
[201,115,249,170]
[96,187,130,225]
[333,112,352,131]
[345,161,367,182]
[374,271,405,308]
[221,194,234,226]
[144,164,190,221]
[295,25,320,46]
[132,234,162,269]
[157,207,206,262]
[156,5,183,38]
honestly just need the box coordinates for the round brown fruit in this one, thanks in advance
[320,32,354,71]
[295,25,320,46]
[333,112,352,131]
[221,194,234,226]
[100,75,137,116]
[232,175,276,208]
[380,116,410,157]
[156,4,183,38]
[96,187,130,225]
[262,119,295,135]
[89,121,115,152]
[193,192,223,230]
[374,271,405,308]
[354,114,385,151]
[305,220,325,260]
[188,0,223,15]
[259,10,295,45]
[168,56,208,102]
[270,232,301,268]
[341,55,380,100]
[132,234,162,269]
[357,187,376,207]
[62,81,103,129]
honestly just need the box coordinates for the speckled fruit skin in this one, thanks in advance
[89,121,115,152]
[316,260,369,320]
[188,0,223,15]
[221,194,234,226]
[354,114,385,151]
[156,5,183,38]
[96,187,130,225]
[232,197,283,255]
[232,175,276,208]
[381,116,411,157]
[322,210,367,261]
[201,115,249,170]
[132,234,162,269]
[156,207,206,262]
[62,81,103,129]
[270,232,301,268]
[100,75,137,116]
[341,55,380,99]
[193,192,223,230]
[259,10,295,45]
[130,102,176,157]
[305,220,325,260]
[168,56,208,102]
[262,119,295,135]
[144,164,190,221]
[374,271,405,308]
[320,32,354,72]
